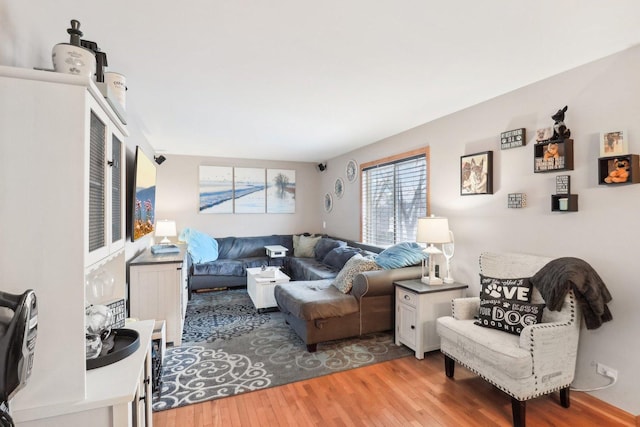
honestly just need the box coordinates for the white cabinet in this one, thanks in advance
[0,66,129,417]
[15,320,154,427]
[85,97,126,267]
[129,247,189,346]
[395,280,467,359]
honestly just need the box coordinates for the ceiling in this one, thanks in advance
[5,1,640,162]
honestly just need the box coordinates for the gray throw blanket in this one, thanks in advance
[530,257,612,330]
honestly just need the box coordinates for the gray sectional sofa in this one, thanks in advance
[185,232,425,351]
[186,234,383,292]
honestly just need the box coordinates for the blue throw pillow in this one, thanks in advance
[375,242,426,269]
[186,229,219,263]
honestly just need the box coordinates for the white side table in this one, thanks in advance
[394,280,467,359]
[264,245,288,266]
[246,267,291,311]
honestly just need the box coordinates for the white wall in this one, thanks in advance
[154,154,322,238]
[321,46,640,415]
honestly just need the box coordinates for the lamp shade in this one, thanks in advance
[416,216,450,244]
[155,220,177,237]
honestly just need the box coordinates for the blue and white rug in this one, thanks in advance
[152,288,411,411]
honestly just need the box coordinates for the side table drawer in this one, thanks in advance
[398,288,417,308]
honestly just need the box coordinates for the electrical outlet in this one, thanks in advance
[596,363,618,381]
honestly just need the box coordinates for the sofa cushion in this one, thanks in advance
[274,280,359,321]
[437,316,533,379]
[479,274,533,303]
[185,229,219,263]
[288,257,338,281]
[294,235,321,257]
[314,237,346,261]
[474,298,545,335]
[374,242,426,269]
[217,235,291,260]
[322,246,360,270]
[192,259,244,277]
[332,255,381,294]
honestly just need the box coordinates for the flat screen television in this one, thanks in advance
[131,146,157,241]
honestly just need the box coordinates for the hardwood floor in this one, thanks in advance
[153,351,635,427]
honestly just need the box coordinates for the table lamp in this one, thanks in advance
[155,220,177,244]
[416,215,450,285]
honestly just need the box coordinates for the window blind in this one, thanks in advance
[361,153,427,246]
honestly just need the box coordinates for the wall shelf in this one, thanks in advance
[534,139,574,173]
[551,194,578,212]
[598,154,640,185]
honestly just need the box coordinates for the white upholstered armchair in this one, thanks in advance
[436,252,581,427]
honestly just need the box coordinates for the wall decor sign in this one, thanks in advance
[334,177,344,198]
[500,128,526,149]
[199,166,295,214]
[346,159,358,183]
[461,151,493,195]
[556,175,570,195]
[507,193,526,208]
[600,130,628,157]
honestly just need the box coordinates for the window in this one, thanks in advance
[361,148,429,246]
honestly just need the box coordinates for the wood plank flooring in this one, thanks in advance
[153,351,636,427]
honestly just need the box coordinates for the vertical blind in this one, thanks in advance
[361,153,428,246]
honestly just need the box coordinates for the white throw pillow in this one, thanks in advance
[332,255,380,294]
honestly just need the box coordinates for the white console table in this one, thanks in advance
[14,320,154,427]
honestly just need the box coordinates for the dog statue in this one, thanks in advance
[551,105,571,141]
[604,158,630,183]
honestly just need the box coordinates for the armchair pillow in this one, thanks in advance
[479,274,533,303]
[474,298,545,335]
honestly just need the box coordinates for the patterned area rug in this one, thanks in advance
[152,288,411,411]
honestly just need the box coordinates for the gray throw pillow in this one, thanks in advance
[294,235,321,257]
[323,246,360,270]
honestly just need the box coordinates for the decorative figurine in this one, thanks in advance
[551,105,571,141]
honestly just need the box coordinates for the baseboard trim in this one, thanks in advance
[573,392,636,425]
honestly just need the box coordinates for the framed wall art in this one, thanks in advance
[600,130,628,157]
[461,151,493,195]
[199,166,233,213]
[234,167,266,213]
[267,169,296,213]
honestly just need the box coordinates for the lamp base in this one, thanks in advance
[160,237,171,244]
[443,277,454,284]
[421,276,443,285]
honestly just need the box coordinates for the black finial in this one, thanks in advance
[67,19,83,46]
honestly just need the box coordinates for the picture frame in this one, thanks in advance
[600,130,628,157]
[267,169,296,213]
[346,159,358,183]
[334,177,344,198]
[461,151,493,195]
